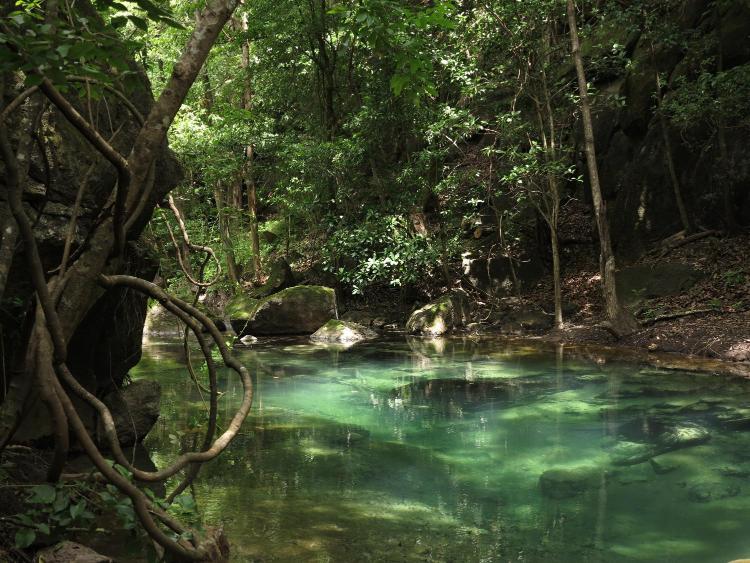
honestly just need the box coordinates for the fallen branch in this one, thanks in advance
[658,230,720,258]
[640,308,715,326]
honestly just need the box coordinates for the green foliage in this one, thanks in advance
[0,0,181,91]
[323,214,443,294]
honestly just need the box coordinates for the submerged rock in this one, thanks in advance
[228,285,337,336]
[98,380,161,448]
[34,541,112,563]
[406,290,471,336]
[610,422,711,466]
[311,319,378,344]
[687,481,741,503]
[539,466,602,499]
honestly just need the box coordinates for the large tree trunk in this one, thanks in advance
[566,0,638,336]
[241,13,262,279]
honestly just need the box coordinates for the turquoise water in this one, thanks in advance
[135,337,750,562]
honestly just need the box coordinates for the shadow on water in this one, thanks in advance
[134,336,750,562]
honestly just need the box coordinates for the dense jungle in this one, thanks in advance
[0,0,749,561]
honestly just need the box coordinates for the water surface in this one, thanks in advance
[135,337,750,562]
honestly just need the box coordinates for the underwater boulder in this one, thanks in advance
[406,289,471,336]
[310,319,378,344]
[539,466,602,499]
[228,285,337,336]
[687,481,741,503]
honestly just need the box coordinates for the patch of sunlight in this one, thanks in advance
[608,536,707,560]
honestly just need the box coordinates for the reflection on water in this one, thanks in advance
[135,337,750,562]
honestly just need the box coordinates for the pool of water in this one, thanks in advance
[134,336,750,562]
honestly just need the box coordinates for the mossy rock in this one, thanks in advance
[406,290,471,336]
[229,285,336,336]
[310,319,378,344]
[226,294,260,329]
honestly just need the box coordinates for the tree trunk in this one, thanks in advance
[566,0,638,336]
[214,181,241,285]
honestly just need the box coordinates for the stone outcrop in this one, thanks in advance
[406,290,471,336]
[229,285,337,336]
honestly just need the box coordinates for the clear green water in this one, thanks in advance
[134,337,750,562]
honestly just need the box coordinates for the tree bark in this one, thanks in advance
[566,0,638,336]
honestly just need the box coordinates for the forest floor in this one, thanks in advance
[485,231,750,375]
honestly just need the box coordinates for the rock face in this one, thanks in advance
[406,290,471,335]
[310,320,378,344]
[34,541,112,563]
[0,13,180,444]
[539,466,601,499]
[99,380,161,448]
[616,263,704,306]
[229,285,337,336]
[587,3,750,248]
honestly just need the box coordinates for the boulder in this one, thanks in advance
[539,466,601,499]
[406,290,471,336]
[229,285,337,336]
[247,258,295,299]
[310,320,378,344]
[462,254,544,296]
[616,263,704,306]
[143,302,182,338]
[496,307,552,333]
[35,542,112,563]
[98,380,161,448]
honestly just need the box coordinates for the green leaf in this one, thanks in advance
[70,500,86,519]
[29,484,56,504]
[15,528,36,549]
[36,523,51,535]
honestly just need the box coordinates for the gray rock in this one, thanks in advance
[143,303,182,338]
[311,320,378,344]
[229,285,337,336]
[539,466,602,499]
[406,290,471,336]
[35,542,112,563]
[99,380,161,448]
